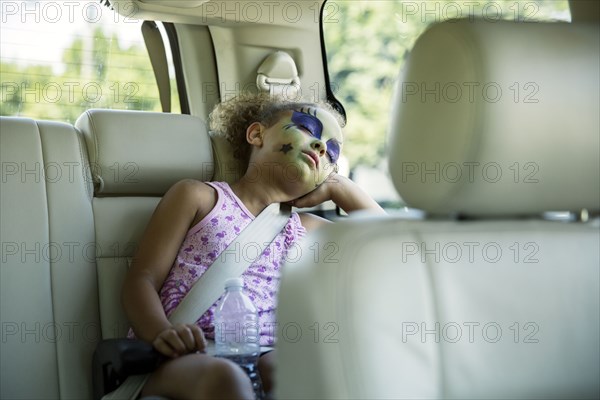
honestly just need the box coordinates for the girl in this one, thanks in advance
[122,94,385,399]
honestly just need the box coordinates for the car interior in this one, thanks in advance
[1,0,598,399]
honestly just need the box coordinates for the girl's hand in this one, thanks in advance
[291,173,386,215]
[290,172,338,209]
[152,323,207,358]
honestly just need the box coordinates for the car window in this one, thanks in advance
[323,0,571,209]
[0,0,180,123]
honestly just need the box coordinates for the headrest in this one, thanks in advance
[389,20,599,216]
[76,109,213,195]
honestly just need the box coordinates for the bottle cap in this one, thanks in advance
[224,277,244,289]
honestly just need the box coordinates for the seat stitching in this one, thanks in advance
[74,125,93,203]
[87,110,101,192]
[414,229,446,397]
[34,120,62,398]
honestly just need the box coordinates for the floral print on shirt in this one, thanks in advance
[156,181,306,346]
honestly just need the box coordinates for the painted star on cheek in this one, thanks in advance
[279,143,294,154]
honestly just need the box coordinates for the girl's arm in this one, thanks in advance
[293,173,386,215]
[122,179,215,357]
[295,173,386,231]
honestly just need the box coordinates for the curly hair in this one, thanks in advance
[209,93,345,165]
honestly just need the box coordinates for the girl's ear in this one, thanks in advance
[246,122,264,146]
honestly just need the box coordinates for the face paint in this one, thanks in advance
[279,143,294,154]
[260,107,343,192]
[325,138,340,164]
[284,108,323,139]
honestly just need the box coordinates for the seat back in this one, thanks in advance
[275,20,599,399]
[0,109,214,399]
[1,118,99,399]
[74,109,213,338]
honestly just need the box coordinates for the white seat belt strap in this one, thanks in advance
[169,202,289,324]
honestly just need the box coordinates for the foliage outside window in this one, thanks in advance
[323,0,570,207]
[0,0,179,123]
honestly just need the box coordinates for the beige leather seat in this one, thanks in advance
[275,20,599,399]
[74,109,213,340]
[0,110,214,399]
[1,117,99,399]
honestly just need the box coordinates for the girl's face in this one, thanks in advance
[256,106,343,193]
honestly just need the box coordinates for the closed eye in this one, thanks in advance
[326,139,341,164]
[298,124,314,136]
[326,150,335,162]
[291,111,323,139]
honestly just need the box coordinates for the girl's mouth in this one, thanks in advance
[301,151,319,168]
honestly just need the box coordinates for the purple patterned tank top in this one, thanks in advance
[157,181,306,346]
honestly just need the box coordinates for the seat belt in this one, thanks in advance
[169,202,290,324]
[142,21,171,113]
[102,202,291,400]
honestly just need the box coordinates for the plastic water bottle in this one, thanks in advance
[214,277,264,400]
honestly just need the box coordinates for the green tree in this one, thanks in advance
[1,22,180,123]
[324,0,570,169]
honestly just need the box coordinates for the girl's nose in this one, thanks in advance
[311,140,326,156]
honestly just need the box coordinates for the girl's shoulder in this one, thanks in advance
[167,179,219,226]
[168,179,216,202]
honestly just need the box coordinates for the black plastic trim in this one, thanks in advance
[318,0,346,125]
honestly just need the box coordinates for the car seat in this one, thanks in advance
[274,19,599,399]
